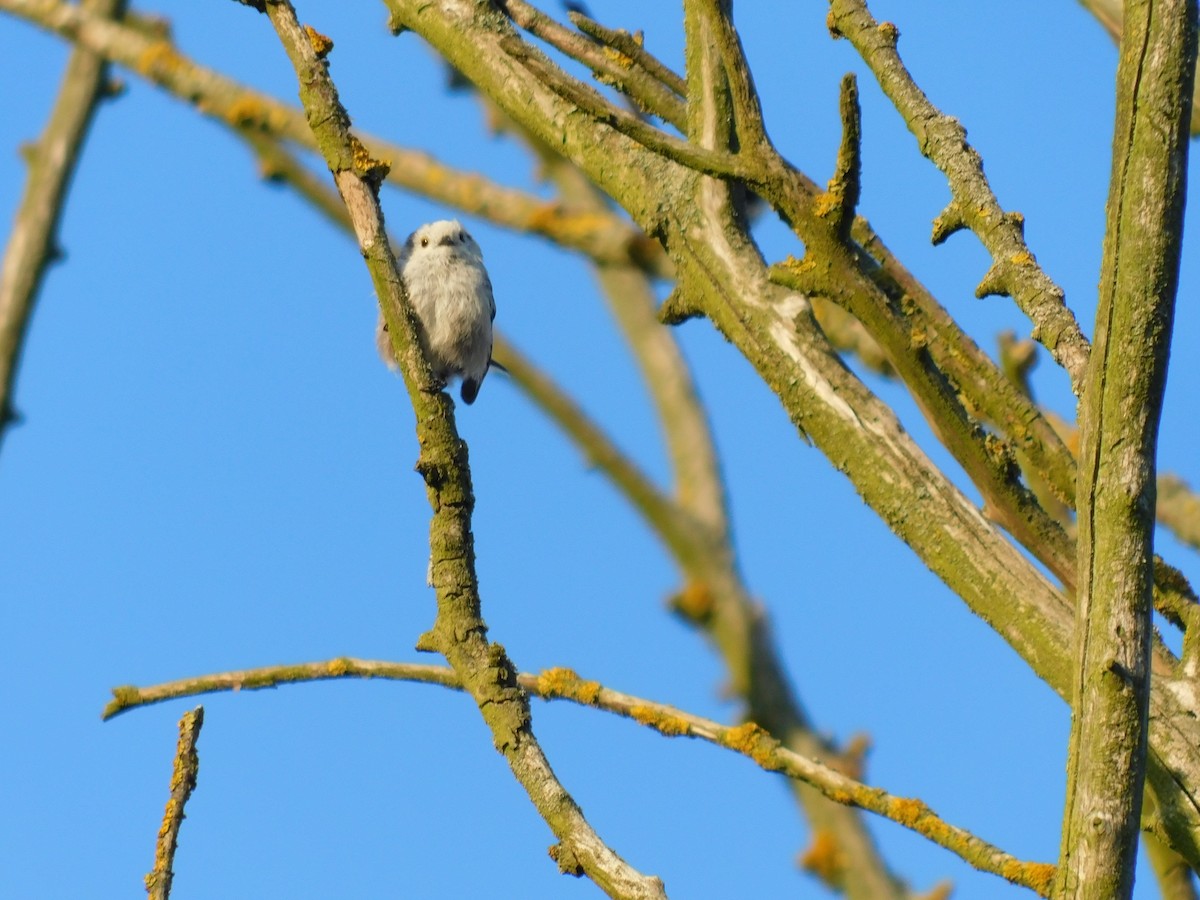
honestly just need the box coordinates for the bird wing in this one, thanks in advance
[482,269,496,322]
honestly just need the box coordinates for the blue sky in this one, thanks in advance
[2,2,1199,898]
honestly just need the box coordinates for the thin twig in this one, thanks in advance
[568,9,686,98]
[106,660,1055,896]
[0,0,126,452]
[499,0,686,128]
[507,37,749,181]
[828,0,1091,393]
[826,73,862,239]
[144,706,204,900]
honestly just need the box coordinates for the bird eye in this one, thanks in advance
[420,237,429,247]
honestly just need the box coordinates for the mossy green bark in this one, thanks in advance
[1054,0,1197,895]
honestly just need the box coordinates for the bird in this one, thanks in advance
[376,219,498,404]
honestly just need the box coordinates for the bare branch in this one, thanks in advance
[827,73,863,239]
[568,9,687,99]
[0,0,668,277]
[1055,0,1197,894]
[828,0,1091,393]
[249,4,665,897]
[506,36,749,181]
[499,0,686,129]
[145,706,204,900]
[0,0,126,452]
[1144,832,1200,900]
[106,660,1056,896]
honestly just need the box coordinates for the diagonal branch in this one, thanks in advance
[0,0,668,277]
[104,660,1056,896]
[0,0,126,453]
[828,0,1091,393]
[507,37,750,181]
[678,4,914,896]
[568,9,686,99]
[1158,474,1200,552]
[498,0,686,129]
[247,4,664,897]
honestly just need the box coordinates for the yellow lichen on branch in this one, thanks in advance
[303,24,332,58]
[536,667,602,705]
[628,705,691,737]
[720,722,784,771]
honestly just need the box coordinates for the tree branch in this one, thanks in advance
[1054,0,1197,894]
[145,706,204,900]
[247,4,664,897]
[1077,0,1200,137]
[828,0,1091,393]
[568,9,687,99]
[1144,832,1200,900]
[498,0,686,129]
[105,660,1056,896]
[0,0,125,453]
[0,0,669,277]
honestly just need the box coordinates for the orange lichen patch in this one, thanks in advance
[326,658,350,676]
[1010,250,1035,266]
[548,842,584,876]
[348,135,391,183]
[537,666,579,694]
[524,203,568,232]
[877,21,900,44]
[827,788,854,806]
[135,40,183,81]
[225,96,270,128]
[522,205,609,245]
[887,796,929,828]
[304,25,334,58]
[1000,860,1055,894]
[1025,863,1055,895]
[536,667,602,704]
[629,705,690,737]
[670,580,715,622]
[814,191,840,218]
[601,45,635,70]
[798,828,846,887]
[721,722,783,770]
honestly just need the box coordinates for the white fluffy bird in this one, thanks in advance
[376,220,497,404]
